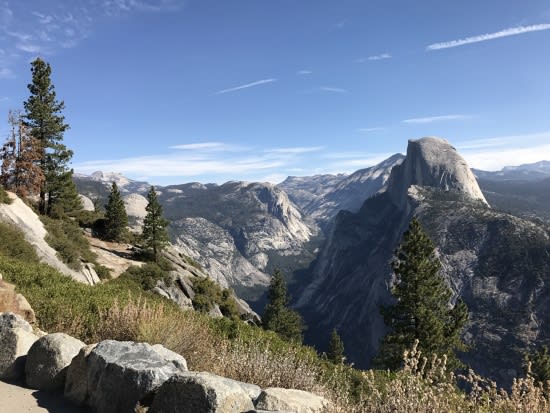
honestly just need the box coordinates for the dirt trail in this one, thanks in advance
[0,380,89,412]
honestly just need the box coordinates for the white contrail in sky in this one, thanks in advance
[427,24,550,50]
[215,78,277,94]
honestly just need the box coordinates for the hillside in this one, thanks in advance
[297,137,550,386]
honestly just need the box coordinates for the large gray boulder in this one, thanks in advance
[64,343,97,405]
[0,312,39,380]
[149,371,255,413]
[25,333,85,391]
[84,340,188,413]
[254,388,329,413]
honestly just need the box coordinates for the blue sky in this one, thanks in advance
[1,0,550,184]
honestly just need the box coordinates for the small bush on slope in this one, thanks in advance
[0,222,39,263]
[191,276,240,319]
[0,186,12,204]
[41,215,97,270]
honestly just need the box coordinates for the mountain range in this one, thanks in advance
[74,140,550,385]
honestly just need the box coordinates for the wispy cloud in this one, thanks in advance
[265,146,324,154]
[297,70,312,75]
[427,24,550,51]
[74,141,326,184]
[318,86,348,93]
[459,131,550,170]
[326,154,396,172]
[357,53,392,63]
[102,0,186,15]
[0,68,14,79]
[214,78,277,95]
[403,114,471,124]
[357,127,386,133]
[170,142,227,150]
[0,1,185,77]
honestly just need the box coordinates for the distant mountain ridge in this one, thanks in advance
[473,160,550,181]
[279,154,404,226]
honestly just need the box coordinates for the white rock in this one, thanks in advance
[255,388,329,413]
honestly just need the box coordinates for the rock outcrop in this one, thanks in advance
[78,194,95,212]
[297,137,550,386]
[0,192,100,285]
[0,274,35,324]
[0,313,40,381]
[25,333,85,391]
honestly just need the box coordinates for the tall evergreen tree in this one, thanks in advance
[262,269,304,342]
[1,111,44,197]
[23,57,79,215]
[375,218,468,370]
[327,329,345,364]
[142,186,169,262]
[104,182,128,241]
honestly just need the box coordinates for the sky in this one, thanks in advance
[1,0,550,185]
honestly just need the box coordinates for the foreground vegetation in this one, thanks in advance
[1,227,549,412]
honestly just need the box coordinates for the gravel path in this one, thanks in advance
[0,380,89,413]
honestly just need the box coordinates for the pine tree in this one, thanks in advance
[262,269,304,342]
[327,329,345,364]
[23,57,77,215]
[375,218,468,370]
[104,182,128,241]
[0,111,44,198]
[142,186,169,262]
[526,346,550,384]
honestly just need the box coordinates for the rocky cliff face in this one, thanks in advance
[0,192,100,285]
[297,137,550,386]
[74,173,319,302]
[158,181,319,301]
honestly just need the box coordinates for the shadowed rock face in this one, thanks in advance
[297,137,550,386]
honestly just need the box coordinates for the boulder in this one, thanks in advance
[0,278,36,324]
[14,293,36,324]
[254,388,329,413]
[64,343,97,405]
[149,371,254,413]
[84,340,188,413]
[25,333,85,391]
[79,194,95,212]
[244,411,295,413]
[0,312,39,380]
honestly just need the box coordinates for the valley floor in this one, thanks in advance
[0,380,88,413]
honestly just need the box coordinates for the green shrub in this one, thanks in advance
[95,264,112,280]
[0,222,39,263]
[191,276,240,319]
[41,215,97,270]
[0,186,12,204]
[72,210,103,228]
[180,253,203,271]
[121,262,169,290]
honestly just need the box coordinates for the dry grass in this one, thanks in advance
[66,299,550,413]
[323,340,550,413]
